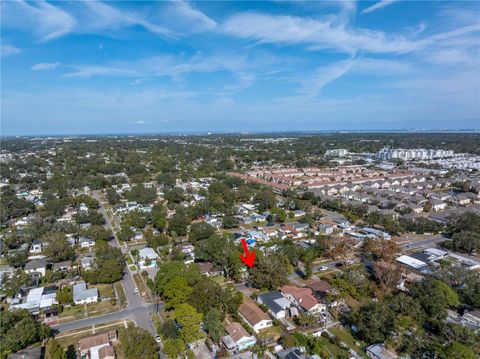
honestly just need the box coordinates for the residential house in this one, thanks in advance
[451,194,472,206]
[409,203,424,214]
[197,262,222,277]
[81,256,95,270]
[24,258,47,277]
[293,210,306,217]
[397,272,424,292]
[429,192,451,201]
[53,260,73,272]
[238,298,272,333]
[29,239,43,254]
[258,291,291,319]
[276,347,309,359]
[280,285,326,315]
[365,343,398,359]
[137,247,159,269]
[222,322,257,352]
[0,265,15,288]
[430,199,447,212]
[293,223,310,232]
[305,280,332,298]
[9,286,58,315]
[73,281,98,304]
[78,330,117,359]
[318,224,334,235]
[79,237,95,248]
[463,310,480,326]
[362,227,391,240]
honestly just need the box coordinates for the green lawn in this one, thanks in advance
[330,328,368,358]
[314,336,346,357]
[211,275,226,284]
[55,320,132,348]
[86,300,119,317]
[258,325,283,342]
[114,281,127,307]
[59,305,85,321]
[97,284,114,299]
[132,273,149,299]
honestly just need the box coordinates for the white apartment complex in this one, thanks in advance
[376,148,454,161]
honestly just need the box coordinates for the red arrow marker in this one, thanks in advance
[240,238,256,268]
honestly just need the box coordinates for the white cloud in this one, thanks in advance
[1,1,218,42]
[222,12,480,55]
[298,59,355,98]
[170,1,217,32]
[31,62,60,71]
[1,0,172,41]
[63,66,139,78]
[2,0,76,41]
[62,52,265,93]
[1,42,21,57]
[76,1,174,38]
[362,0,399,14]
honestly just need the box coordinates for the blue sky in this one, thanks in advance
[1,0,479,135]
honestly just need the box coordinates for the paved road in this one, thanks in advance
[52,303,160,333]
[401,234,447,251]
[52,191,160,336]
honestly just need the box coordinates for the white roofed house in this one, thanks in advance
[137,247,159,269]
[73,281,99,304]
[365,343,398,359]
[429,199,447,212]
[81,256,95,271]
[79,237,95,248]
[29,239,43,254]
[9,286,58,315]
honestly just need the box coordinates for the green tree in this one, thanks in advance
[118,226,134,242]
[188,222,215,243]
[168,212,190,237]
[42,233,74,262]
[162,338,185,359]
[56,286,73,304]
[443,342,476,359]
[194,235,241,280]
[164,188,185,204]
[106,188,120,205]
[161,320,180,339]
[204,309,224,343]
[82,241,125,284]
[163,277,193,310]
[248,252,290,290]
[46,339,66,359]
[119,327,158,359]
[0,310,52,358]
[151,204,167,231]
[1,269,30,297]
[6,249,29,268]
[174,303,204,344]
[411,279,459,320]
[154,261,200,296]
[222,215,239,229]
